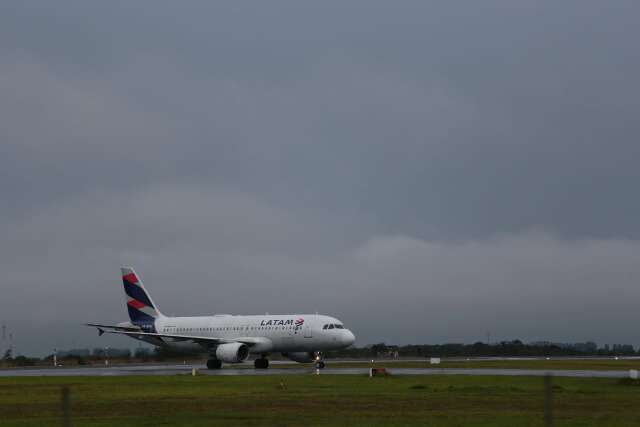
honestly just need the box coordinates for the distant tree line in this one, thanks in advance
[0,345,205,367]
[2,340,640,367]
[326,340,640,359]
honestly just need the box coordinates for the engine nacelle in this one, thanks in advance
[215,343,249,363]
[282,352,316,363]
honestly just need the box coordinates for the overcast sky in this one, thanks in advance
[2,1,640,356]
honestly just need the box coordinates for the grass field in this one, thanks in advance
[2,374,640,426]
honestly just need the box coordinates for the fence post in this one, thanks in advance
[61,386,71,427]
[544,375,553,426]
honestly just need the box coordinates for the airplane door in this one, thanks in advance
[303,323,312,338]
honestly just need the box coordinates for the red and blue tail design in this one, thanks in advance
[121,267,163,332]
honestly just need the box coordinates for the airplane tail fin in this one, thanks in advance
[121,267,163,328]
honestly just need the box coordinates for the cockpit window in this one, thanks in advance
[324,323,346,330]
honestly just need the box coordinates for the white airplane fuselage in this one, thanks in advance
[125,314,355,354]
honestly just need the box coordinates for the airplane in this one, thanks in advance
[87,267,356,369]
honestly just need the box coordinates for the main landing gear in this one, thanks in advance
[254,356,269,369]
[207,359,222,369]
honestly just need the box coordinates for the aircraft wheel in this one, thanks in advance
[254,358,269,369]
[207,359,222,369]
[316,361,325,369]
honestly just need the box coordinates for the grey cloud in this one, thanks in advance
[1,1,640,355]
[4,185,640,354]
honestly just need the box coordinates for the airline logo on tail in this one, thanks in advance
[121,267,161,331]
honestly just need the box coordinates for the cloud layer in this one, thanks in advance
[1,1,640,354]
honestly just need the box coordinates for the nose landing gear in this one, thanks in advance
[314,352,325,369]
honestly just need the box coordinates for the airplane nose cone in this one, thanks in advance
[342,330,356,346]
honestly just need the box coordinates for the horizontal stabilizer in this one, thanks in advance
[85,323,141,332]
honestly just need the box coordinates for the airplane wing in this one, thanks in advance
[86,324,265,348]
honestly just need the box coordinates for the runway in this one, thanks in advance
[0,363,634,378]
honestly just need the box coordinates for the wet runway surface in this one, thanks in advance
[0,364,633,378]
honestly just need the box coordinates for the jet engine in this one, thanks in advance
[215,343,249,363]
[282,352,316,363]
